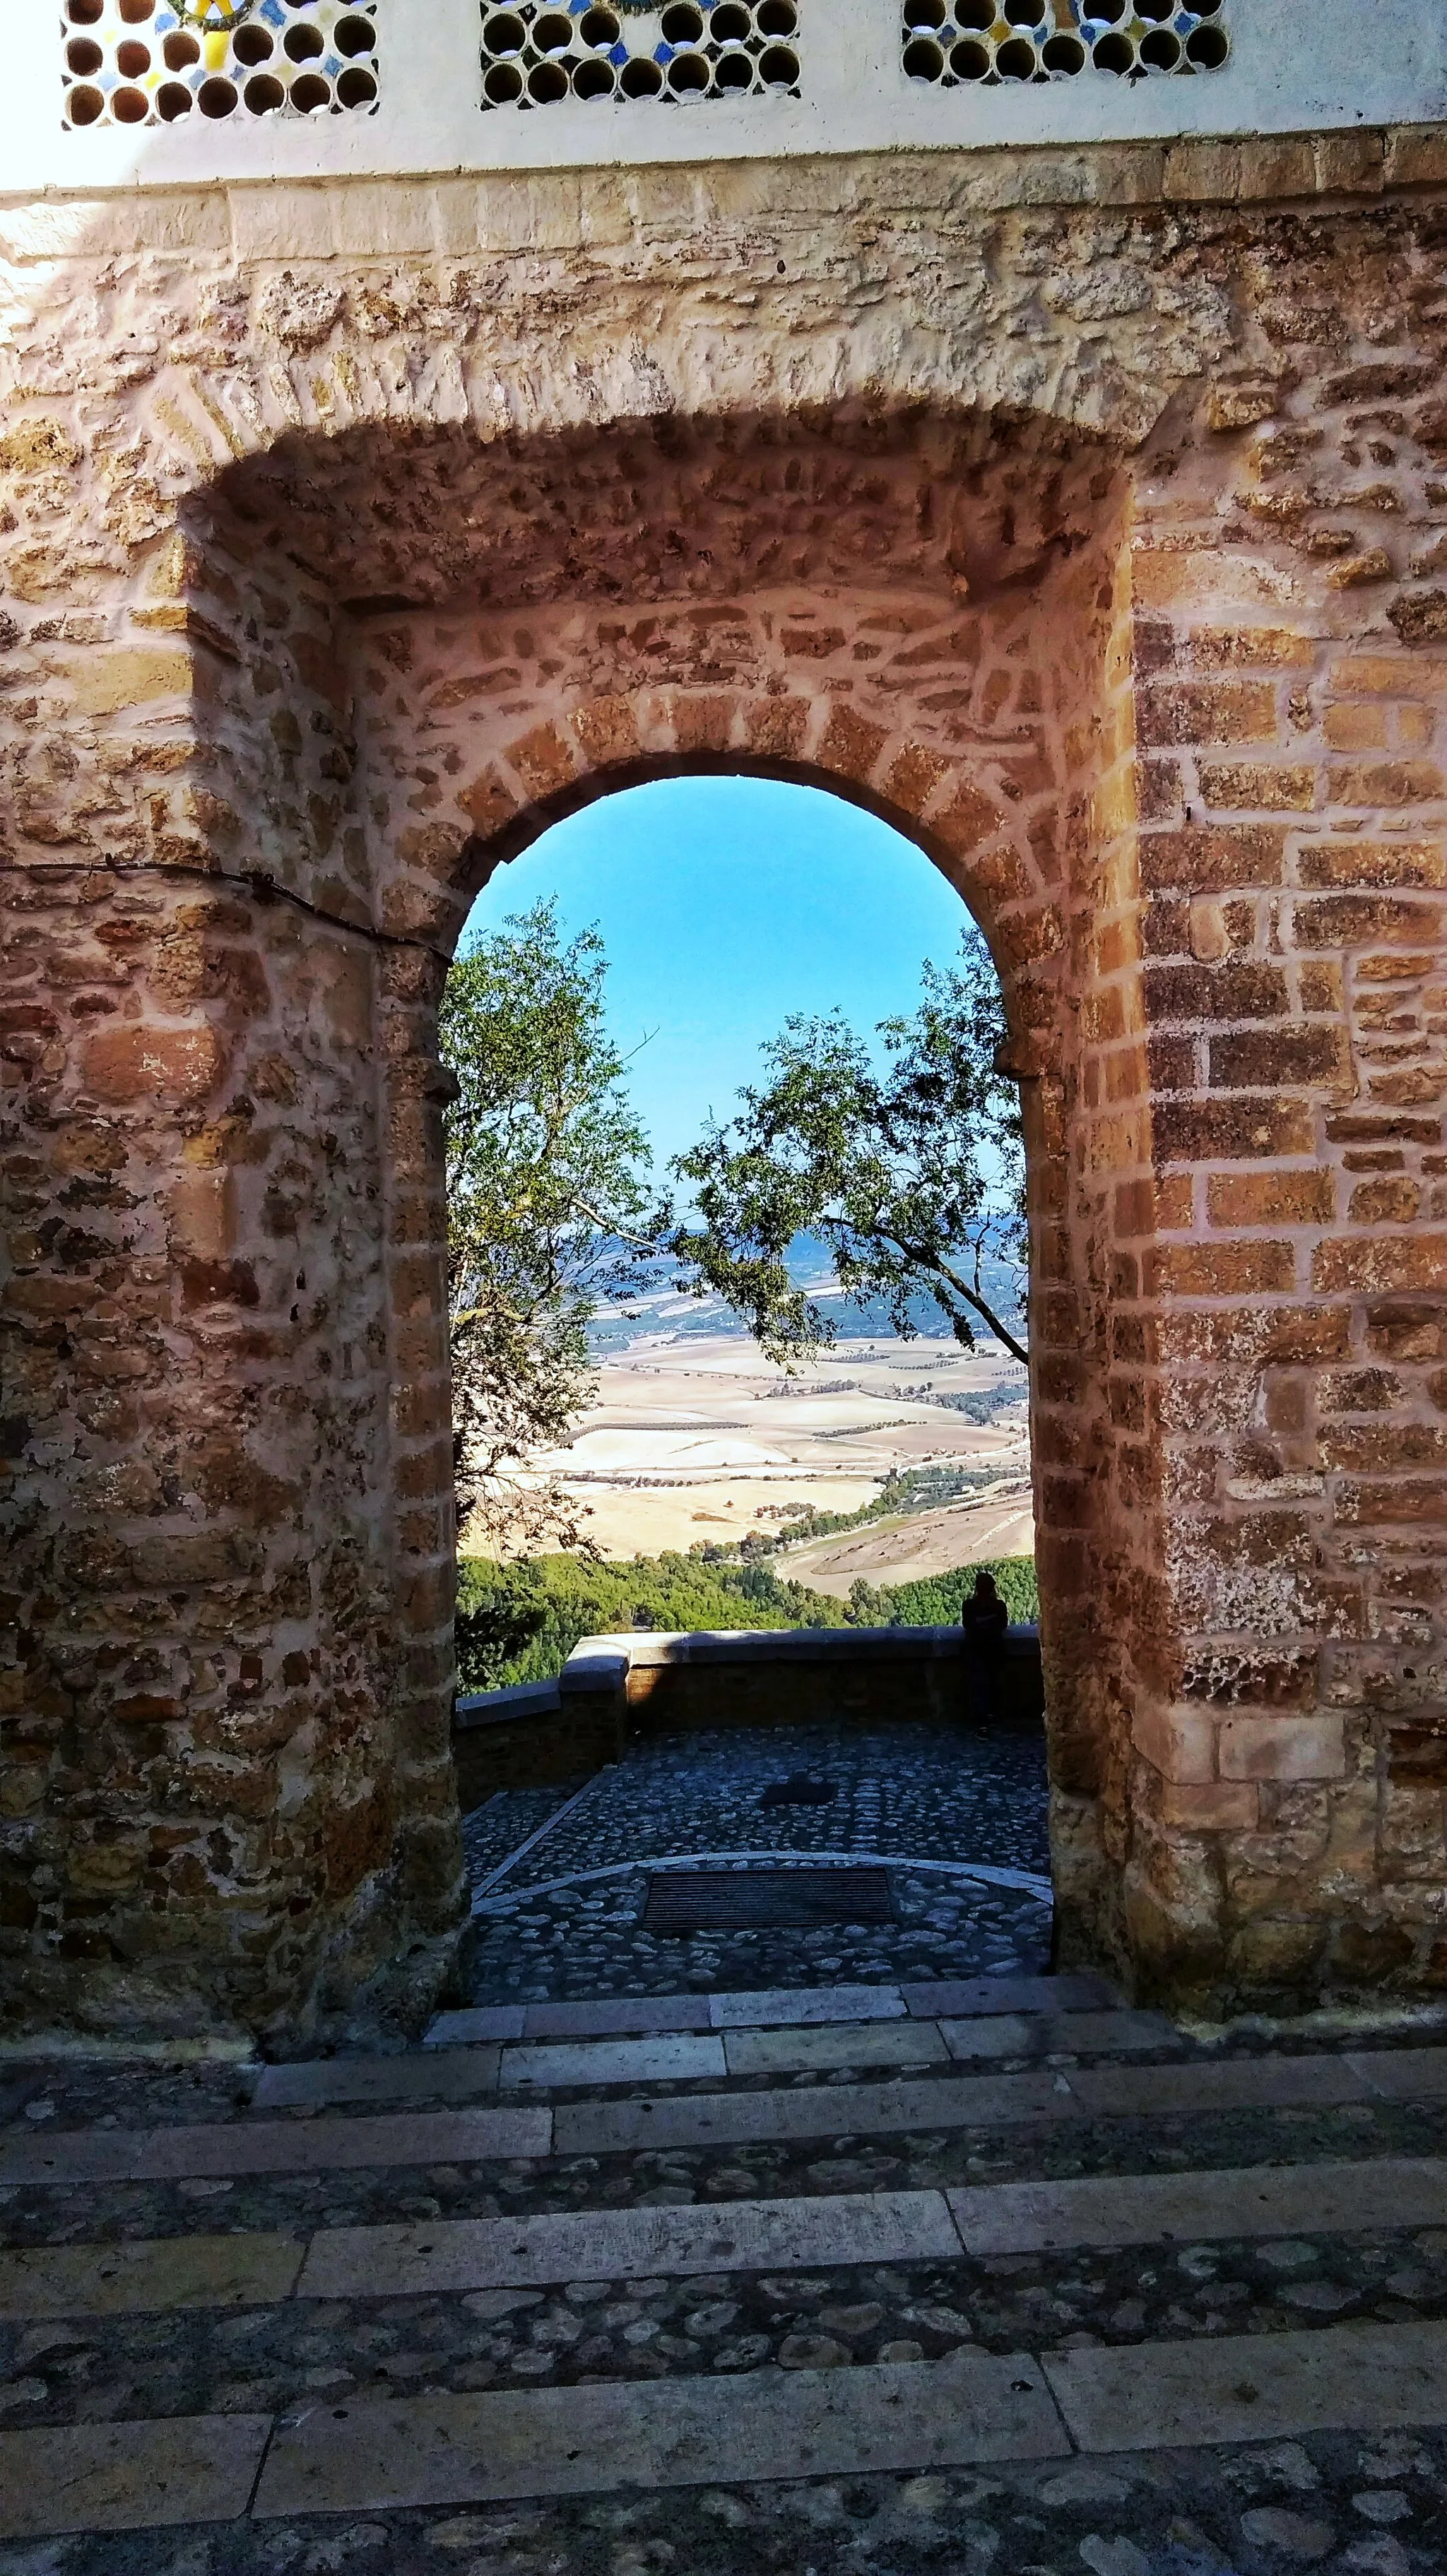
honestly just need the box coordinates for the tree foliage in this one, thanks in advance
[455,1549,1039,1690]
[668,925,1027,1366]
[439,902,656,1555]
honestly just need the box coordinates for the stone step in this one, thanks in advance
[5,2043,1446,2188]
[425,1969,1117,2048]
[8,2319,1447,2540]
[6,2151,1443,2325]
[256,2004,1177,2110]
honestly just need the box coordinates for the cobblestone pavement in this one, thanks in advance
[461,1722,1051,2003]
[4,2428,1447,2576]
[465,1869,1053,2005]
[468,1723,1050,1890]
[7,1726,1447,2574]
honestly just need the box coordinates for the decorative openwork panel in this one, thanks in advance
[902,0,1229,84]
[61,0,380,129]
[479,0,800,110]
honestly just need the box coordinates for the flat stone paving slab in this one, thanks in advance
[252,2048,502,2109]
[0,2415,271,2541]
[947,2155,1447,2253]
[1350,2045,1447,2099]
[0,2231,303,2320]
[902,1973,1117,2017]
[296,2187,964,2301]
[1046,2320,1447,2453]
[253,2348,1068,2516]
[722,2020,950,2076]
[940,2009,1179,2061]
[0,2105,553,2186]
[1067,2055,1369,2119]
[425,2006,528,2045]
[710,1985,908,2027]
[553,2068,1074,2155]
[500,2034,728,2089]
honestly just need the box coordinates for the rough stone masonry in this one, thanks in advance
[4,130,1447,2051]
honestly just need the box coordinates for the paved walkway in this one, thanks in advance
[463,1721,1053,2003]
[5,1729,1447,2570]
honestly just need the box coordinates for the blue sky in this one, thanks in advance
[459,776,973,1177]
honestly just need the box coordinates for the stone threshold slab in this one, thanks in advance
[426,1973,1116,2049]
[0,2415,271,2542]
[253,2048,503,2110]
[1046,2320,1447,2452]
[297,2187,964,2302]
[947,2156,1447,2255]
[278,2010,1181,2111]
[0,2105,552,2188]
[0,2232,303,2322]
[500,2034,728,2091]
[253,2347,1068,2516]
[722,2022,950,2078]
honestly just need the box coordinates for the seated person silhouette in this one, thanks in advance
[959,1568,1009,1722]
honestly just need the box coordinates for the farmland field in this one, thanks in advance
[514,1319,1032,1584]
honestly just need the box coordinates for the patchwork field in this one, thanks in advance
[524,1329,1032,1572]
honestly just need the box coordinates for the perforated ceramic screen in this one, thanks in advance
[61,0,380,129]
[901,0,1229,85]
[479,0,800,111]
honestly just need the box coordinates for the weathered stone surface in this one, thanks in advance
[4,156,1447,2046]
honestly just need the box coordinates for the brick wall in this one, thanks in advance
[4,151,1447,2041]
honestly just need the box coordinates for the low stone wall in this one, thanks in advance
[451,1624,1044,1808]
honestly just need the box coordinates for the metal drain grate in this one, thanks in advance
[643,1868,895,1930]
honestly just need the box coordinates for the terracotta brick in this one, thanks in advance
[1197,762,1318,811]
[1144,1240,1297,1297]
[1139,825,1286,892]
[1349,1176,1423,1224]
[506,720,577,799]
[1336,1478,1447,1524]
[1161,1780,1260,1830]
[572,696,643,768]
[1137,680,1278,748]
[818,704,890,786]
[1297,841,1446,890]
[885,742,953,817]
[1209,1026,1349,1088]
[1330,761,1447,807]
[81,1023,228,1108]
[1313,1233,1447,1294]
[744,696,810,759]
[1208,1170,1335,1228]
[1142,962,1288,1023]
[1295,895,1443,949]
[931,777,1008,857]
[1189,627,1313,671]
[671,693,737,754]
[1152,1096,1315,1164]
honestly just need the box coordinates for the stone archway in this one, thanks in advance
[6,186,1447,2050]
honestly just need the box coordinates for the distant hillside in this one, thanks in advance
[590,1233,1025,1355]
[456,1549,1039,1690]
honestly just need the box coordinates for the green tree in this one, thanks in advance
[440,901,656,1557]
[669,925,1027,1366]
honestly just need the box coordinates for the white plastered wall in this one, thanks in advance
[4,0,1446,192]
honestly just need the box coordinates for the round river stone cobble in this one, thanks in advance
[461,1719,1051,2002]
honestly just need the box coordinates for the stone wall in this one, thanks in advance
[4,140,1447,2047]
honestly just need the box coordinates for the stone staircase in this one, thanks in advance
[3,1978,1447,2569]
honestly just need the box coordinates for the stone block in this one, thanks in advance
[1217,1715,1347,1783]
